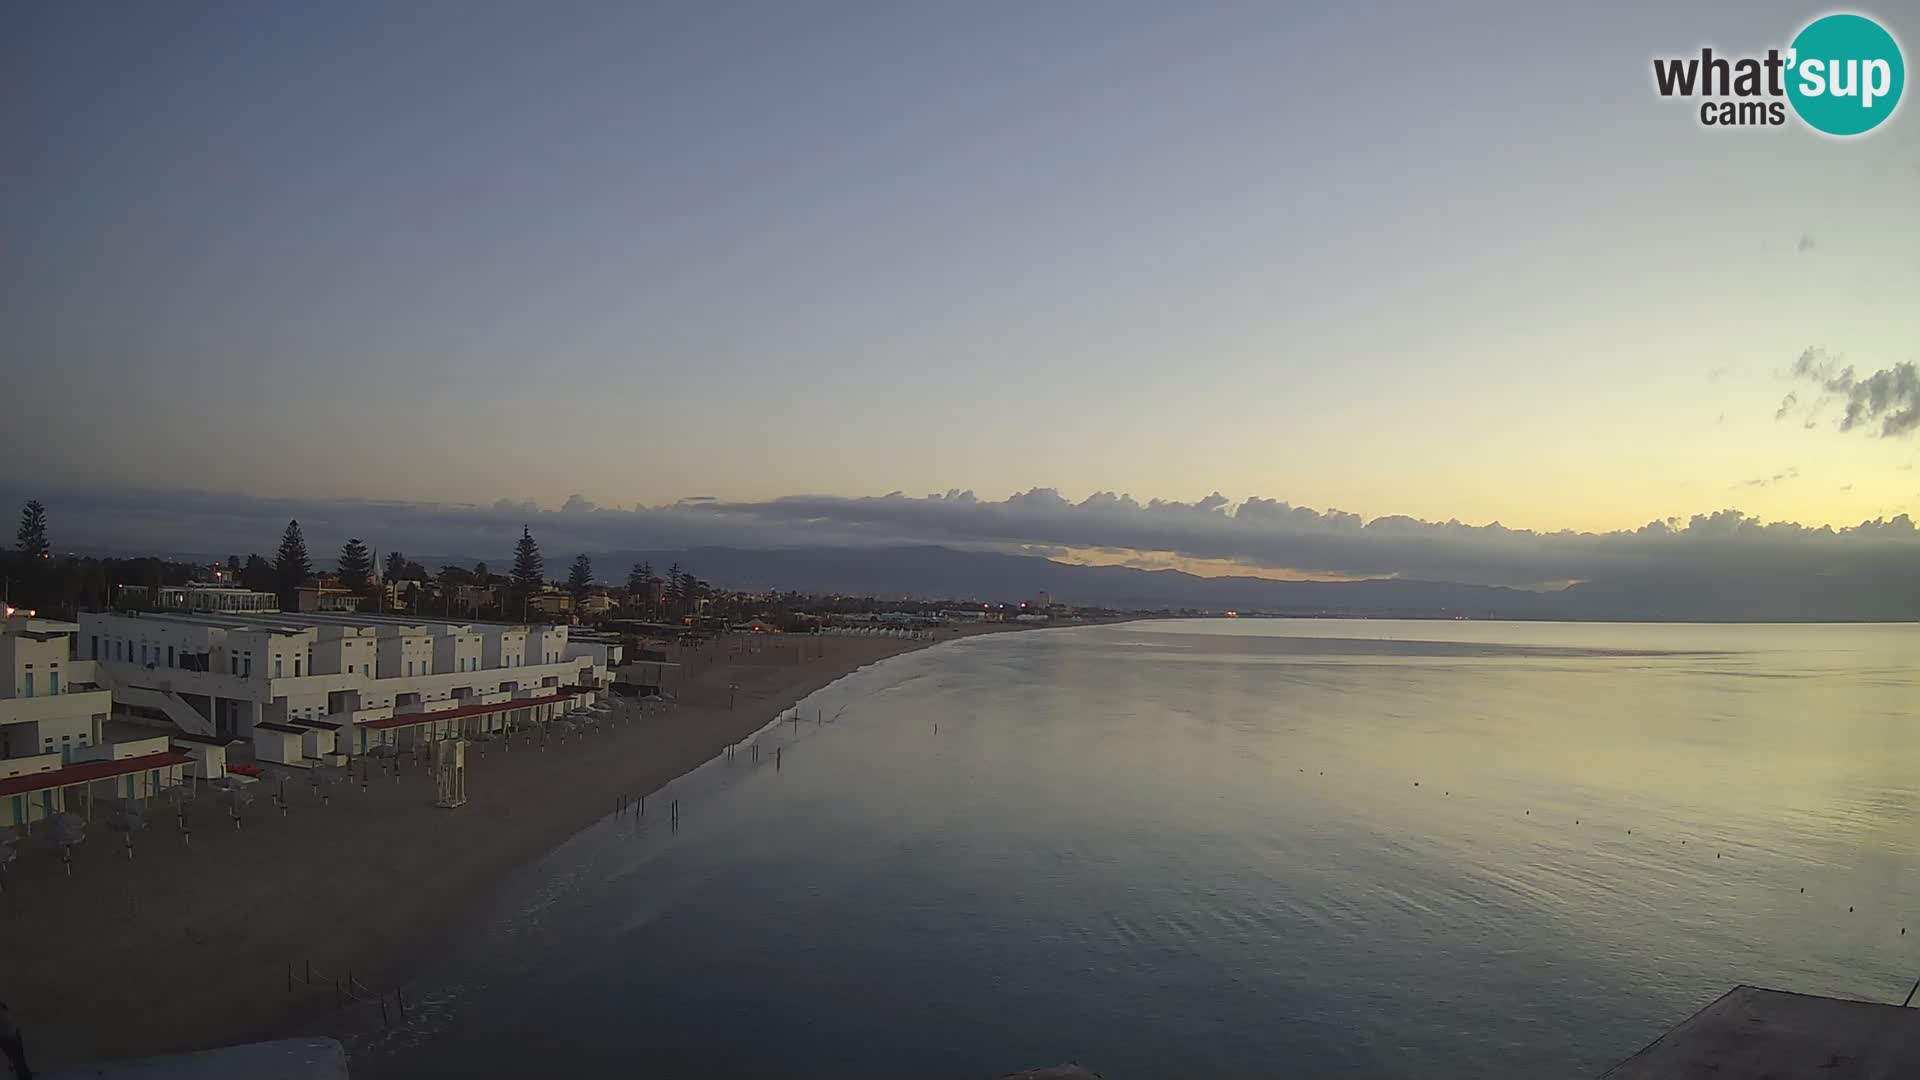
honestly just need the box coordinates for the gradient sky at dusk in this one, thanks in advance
[5,1,1917,536]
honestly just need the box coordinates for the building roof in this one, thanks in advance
[254,723,308,735]
[170,732,233,746]
[358,692,577,732]
[0,751,191,798]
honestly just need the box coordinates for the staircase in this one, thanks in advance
[93,670,220,738]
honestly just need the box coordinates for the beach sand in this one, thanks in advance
[0,626,1014,1067]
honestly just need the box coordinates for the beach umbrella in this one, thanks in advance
[49,812,85,875]
[215,783,255,809]
[310,766,342,805]
[49,812,85,847]
[108,800,147,858]
[109,798,148,827]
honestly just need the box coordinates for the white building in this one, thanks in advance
[2,614,110,761]
[153,584,281,614]
[77,609,620,758]
[3,613,186,830]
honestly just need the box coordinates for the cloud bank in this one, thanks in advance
[5,485,1915,592]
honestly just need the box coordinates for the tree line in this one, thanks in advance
[5,500,711,624]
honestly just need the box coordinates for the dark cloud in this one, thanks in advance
[5,485,1915,591]
[1785,348,1920,438]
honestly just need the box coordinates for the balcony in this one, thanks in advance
[0,688,113,728]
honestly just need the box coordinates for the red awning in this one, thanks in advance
[359,692,577,732]
[0,751,191,799]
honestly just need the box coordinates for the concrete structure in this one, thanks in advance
[1599,985,1920,1078]
[124,584,280,614]
[528,590,573,616]
[2,614,110,763]
[294,586,364,613]
[1,735,187,830]
[77,609,619,757]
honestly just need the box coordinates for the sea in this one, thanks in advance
[348,619,1920,1079]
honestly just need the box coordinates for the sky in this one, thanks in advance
[3,2,1918,585]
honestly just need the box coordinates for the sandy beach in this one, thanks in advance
[0,625,1017,1067]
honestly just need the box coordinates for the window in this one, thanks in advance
[294,657,302,677]
[407,661,414,676]
[275,659,284,678]
[231,656,239,675]
[167,645,175,667]
[22,673,33,698]
[90,635,98,659]
[49,672,59,695]
[347,664,355,675]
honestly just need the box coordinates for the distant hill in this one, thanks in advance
[110,539,1916,621]
[575,544,1917,622]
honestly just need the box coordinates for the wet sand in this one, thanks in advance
[0,626,1017,1066]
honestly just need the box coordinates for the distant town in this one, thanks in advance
[1,499,1127,833]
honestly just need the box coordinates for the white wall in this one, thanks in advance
[377,634,433,679]
[526,626,569,666]
[433,631,483,675]
[481,627,529,669]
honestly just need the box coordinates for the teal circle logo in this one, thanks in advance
[1786,13,1905,135]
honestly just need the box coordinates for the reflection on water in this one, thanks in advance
[353,620,1920,1079]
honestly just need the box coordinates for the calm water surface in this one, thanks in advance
[353,620,1920,1078]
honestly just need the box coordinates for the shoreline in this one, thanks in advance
[1,622,1034,1067]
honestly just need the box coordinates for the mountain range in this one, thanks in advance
[564,544,1916,623]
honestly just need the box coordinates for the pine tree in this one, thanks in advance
[473,561,489,583]
[568,553,594,601]
[511,526,544,591]
[241,554,275,593]
[16,500,49,559]
[226,554,242,578]
[384,550,408,584]
[338,537,373,593]
[664,562,684,614]
[626,562,653,612]
[274,520,312,606]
